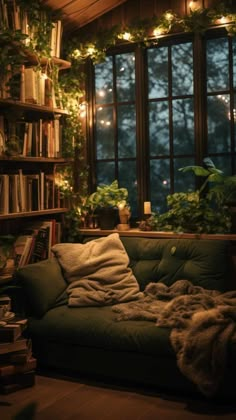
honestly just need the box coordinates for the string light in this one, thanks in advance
[79,102,87,119]
[189,0,200,12]
[121,32,132,41]
[70,6,236,62]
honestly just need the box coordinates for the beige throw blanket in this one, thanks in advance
[112,280,236,397]
[52,233,143,307]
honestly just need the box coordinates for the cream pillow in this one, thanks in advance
[51,233,143,306]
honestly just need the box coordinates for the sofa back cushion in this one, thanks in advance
[120,237,230,292]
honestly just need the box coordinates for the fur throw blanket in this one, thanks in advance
[112,280,236,397]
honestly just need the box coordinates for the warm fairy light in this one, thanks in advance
[72,49,81,58]
[217,16,230,24]
[118,31,132,41]
[87,46,95,55]
[79,102,87,118]
[153,27,164,37]
[98,90,105,97]
[165,12,174,21]
[189,0,200,11]
[123,32,132,41]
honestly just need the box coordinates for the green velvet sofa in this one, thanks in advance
[11,235,236,400]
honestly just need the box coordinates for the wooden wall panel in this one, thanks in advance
[139,0,156,19]
[123,0,140,23]
[111,6,124,26]
[74,0,234,37]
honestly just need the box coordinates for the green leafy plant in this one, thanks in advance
[149,158,233,234]
[87,180,128,210]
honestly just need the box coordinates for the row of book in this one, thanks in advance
[14,218,61,267]
[0,64,61,107]
[0,295,36,394]
[0,115,63,158]
[0,0,62,58]
[0,171,63,215]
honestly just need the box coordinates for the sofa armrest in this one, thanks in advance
[14,257,67,318]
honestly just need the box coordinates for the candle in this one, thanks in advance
[144,201,151,214]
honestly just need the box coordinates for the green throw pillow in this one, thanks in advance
[16,257,67,317]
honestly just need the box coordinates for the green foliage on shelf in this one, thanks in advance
[149,158,234,234]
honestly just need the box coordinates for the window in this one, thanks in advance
[94,52,137,214]
[89,30,236,219]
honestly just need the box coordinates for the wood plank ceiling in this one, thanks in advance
[41,0,128,32]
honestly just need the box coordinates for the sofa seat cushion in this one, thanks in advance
[27,305,174,358]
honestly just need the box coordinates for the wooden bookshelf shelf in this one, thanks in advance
[0,208,68,221]
[0,156,70,163]
[0,99,68,115]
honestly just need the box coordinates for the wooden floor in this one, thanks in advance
[1,373,236,420]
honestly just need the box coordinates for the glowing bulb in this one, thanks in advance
[87,46,95,55]
[124,32,132,41]
[153,27,164,37]
[98,90,105,97]
[72,49,81,58]
[218,16,230,24]
[189,0,200,11]
[165,12,174,21]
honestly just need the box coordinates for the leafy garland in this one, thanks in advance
[64,3,236,65]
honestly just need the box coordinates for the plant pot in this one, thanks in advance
[98,207,119,230]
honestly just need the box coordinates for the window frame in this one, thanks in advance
[86,28,236,220]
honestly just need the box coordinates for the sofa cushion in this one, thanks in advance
[120,237,230,292]
[16,257,67,318]
[27,305,174,358]
[52,233,142,306]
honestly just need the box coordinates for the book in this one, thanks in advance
[0,323,22,342]
[0,337,27,355]
[0,370,35,394]
[0,317,27,342]
[0,369,36,385]
[0,356,36,377]
[9,174,20,213]
[0,174,9,214]
[29,226,50,262]
[24,67,37,104]
[0,339,32,364]
[14,235,33,268]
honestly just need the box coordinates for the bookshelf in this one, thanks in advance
[0,1,72,283]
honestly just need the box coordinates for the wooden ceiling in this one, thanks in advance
[41,0,128,32]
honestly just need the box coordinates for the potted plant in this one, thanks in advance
[149,158,234,234]
[87,180,129,229]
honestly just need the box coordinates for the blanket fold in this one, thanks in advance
[112,279,236,397]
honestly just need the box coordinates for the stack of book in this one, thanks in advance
[0,296,36,394]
